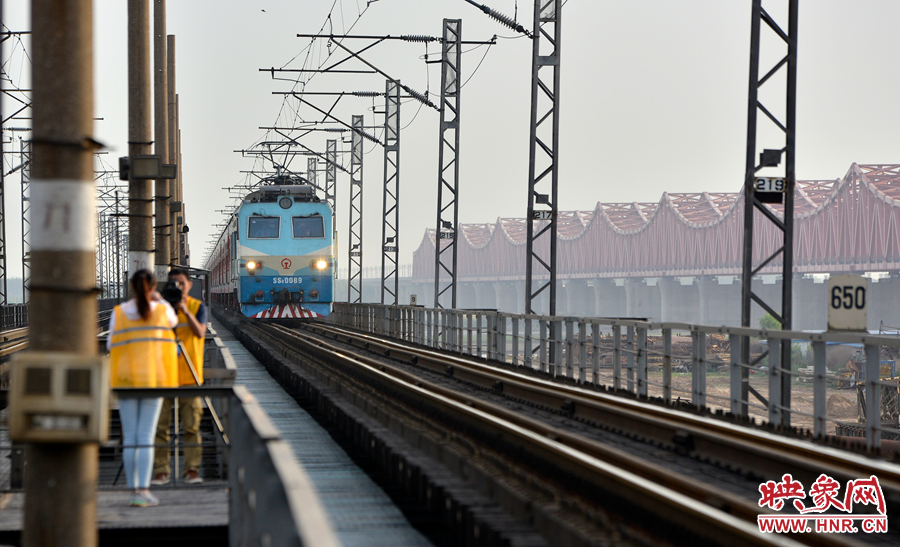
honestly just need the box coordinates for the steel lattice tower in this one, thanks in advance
[739,0,798,425]
[325,139,338,274]
[307,156,317,187]
[381,80,401,305]
[20,138,30,303]
[525,0,562,318]
[347,115,364,303]
[433,19,462,309]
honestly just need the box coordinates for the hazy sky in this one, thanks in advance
[3,0,899,277]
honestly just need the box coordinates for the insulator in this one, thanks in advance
[401,34,437,43]
[402,85,435,109]
[351,91,381,97]
[322,128,347,132]
[358,129,381,145]
[487,9,528,35]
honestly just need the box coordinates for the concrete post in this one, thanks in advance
[166,35,177,263]
[26,1,99,545]
[153,0,169,278]
[128,0,154,276]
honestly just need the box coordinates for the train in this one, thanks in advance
[207,177,334,318]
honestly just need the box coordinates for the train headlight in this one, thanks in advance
[246,260,258,271]
[315,259,328,270]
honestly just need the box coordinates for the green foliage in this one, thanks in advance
[759,313,782,330]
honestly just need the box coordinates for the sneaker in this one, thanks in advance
[183,469,203,485]
[129,492,159,507]
[150,473,170,486]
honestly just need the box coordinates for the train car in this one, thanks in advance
[207,180,334,318]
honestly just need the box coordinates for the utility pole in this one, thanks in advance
[153,0,169,278]
[739,0,798,426]
[347,115,364,303]
[381,79,400,305]
[433,19,462,309]
[25,1,98,545]
[167,35,178,264]
[128,0,154,277]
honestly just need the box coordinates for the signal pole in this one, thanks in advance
[739,0,798,424]
[25,1,99,545]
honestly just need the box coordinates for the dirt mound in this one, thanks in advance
[826,394,857,420]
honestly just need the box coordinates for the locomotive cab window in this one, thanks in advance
[247,216,280,239]
[292,215,325,238]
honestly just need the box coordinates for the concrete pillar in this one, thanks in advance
[792,276,826,331]
[867,275,900,332]
[494,282,518,313]
[563,280,592,318]
[659,277,701,323]
[458,282,477,309]
[625,278,661,321]
[556,282,568,316]
[593,279,626,317]
[512,281,526,314]
[474,283,496,309]
[749,276,783,328]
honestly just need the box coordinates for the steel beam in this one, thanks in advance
[348,115,364,303]
[381,80,400,305]
[433,19,462,309]
[740,0,798,425]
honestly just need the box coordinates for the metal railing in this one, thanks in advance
[0,328,341,546]
[331,302,900,451]
[0,304,27,330]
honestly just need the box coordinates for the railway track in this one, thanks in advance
[305,322,900,495]
[0,309,114,387]
[232,316,900,547]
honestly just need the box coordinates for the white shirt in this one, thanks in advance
[106,299,179,351]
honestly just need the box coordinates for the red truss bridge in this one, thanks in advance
[412,164,900,283]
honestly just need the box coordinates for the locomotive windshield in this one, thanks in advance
[292,215,325,238]
[247,216,280,239]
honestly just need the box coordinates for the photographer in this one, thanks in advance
[152,268,208,485]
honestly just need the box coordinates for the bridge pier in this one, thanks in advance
[494,282,519,314]
[625,278,661,320]
[659,277,700,323]
[594,279,626,318]
[563,280,593,318]
[474,283,496,309]
[556,282,569,316]
[458,282,477,309]
[697,276,740,327]
[867,274,900,331]
[791,275,826,331]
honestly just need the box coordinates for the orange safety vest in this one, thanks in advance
[175,296,205,386]
[109,304,178,388]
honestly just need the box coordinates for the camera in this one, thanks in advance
[161,280,182,307]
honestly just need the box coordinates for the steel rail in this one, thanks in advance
[310,321,900,497]
[246,321,826,547]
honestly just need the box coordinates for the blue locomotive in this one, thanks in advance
[207,179,334,318]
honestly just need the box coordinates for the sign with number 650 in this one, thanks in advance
[828,274,868,331]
